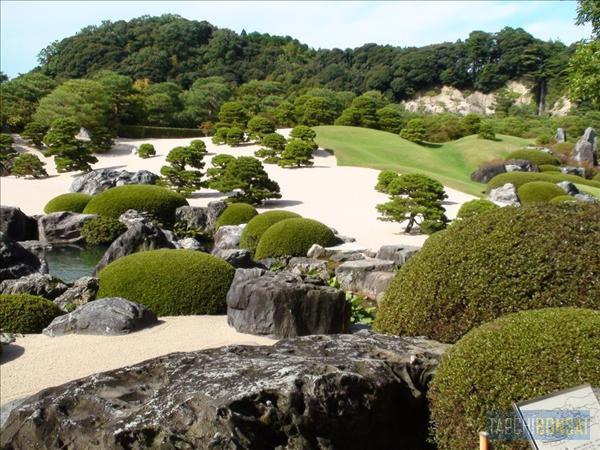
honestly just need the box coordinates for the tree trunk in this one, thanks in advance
[404,215,416,233]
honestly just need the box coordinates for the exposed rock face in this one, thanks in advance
[0,206,38,241]
[488,183,519,206]
[0,273,68,299]
[175,205,208,230]
[0,233,42,281]
[335,259,395,300]
[53,276,99,312]
[0,331,449,450]
[212,248,257,268]
[375,245,420,267]
[470,159,538,183]
[174,237,205,251]
[43,297,157,336]
[306,244,369,262]
[227,269,350,337]
[212,225,243,253]
[69,168,159,195]
[207,200,228,231]
[560,166,586,177]
[555,127,566,143]
[94,222,174,274]
[364,271,396,305]
[572,127,598,166]
[556,181,579,196]
[287,257,330,280]
[118,209,155,227]
[38,212,96,245]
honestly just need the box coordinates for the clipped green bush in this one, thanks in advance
[97,249,235,316]
[80,216,127,245]
[374,203,600,343]
[517,181,565,204]
[487,171,600,190]
[215,203,258,229]
[240,210,301,251]
[44,193,92,214]
[429,308,600,450]
[0,294,63,333]
[83,185,188,225]
[549,194,578,204]
[506,149,560,166]
[538,164,560,172]
[255,218,338,259]
[137,143,156,158]
[456,199,498,220]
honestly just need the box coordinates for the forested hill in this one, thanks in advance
[35,14,571,101]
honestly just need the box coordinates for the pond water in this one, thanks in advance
[44,245,107,283]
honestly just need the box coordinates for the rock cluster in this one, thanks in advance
[69,168,158,195]
[0,233,42,282]
[38,212,97,245]
[470,159,539,183]
[0,273,68,299]
[0,206,38,241]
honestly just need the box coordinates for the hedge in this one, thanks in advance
[83,185,188,225]
[44,193,92,214]
[516,181,565,204]
[97,249,235,316]
[254,218,338,259]
[214,203,258,229]
[118,125,204,139]
[374,203,600,343]
[506,149,560,166]
[239,210,301,252]
[0,294,63,333]
[538,164,560,172]
[429,308,600,450]
[455,199,498,220]
[487,171,600,190]
[549,194,578,204]
[80,216,127,245]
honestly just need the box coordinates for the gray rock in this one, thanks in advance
[375,244,420,267]
[504,159,539,173]
[227,269,350,337]
[0,331,450,450]
[572,127,597,166]
[335,234,356,243]
[0,206,38,241]
[69,169,158,195]
[175,205,208,230]
[306,244,368,262]
[575,193,598,204]
[556,181,580,196]
[555,127,566,143]
[53,276,99,312]
[330,251,368,263]
[94,222,175,274]
[471,160,539,184]
[0,233,42,281]
[0,273,68,299]
[174,237,205,251]
[212,248,257,268]
[43,297,157,336]
[364,271,396,305]
[287,257,330,280]
[38,212,96,245]
[488,183,520,206]
[118,209,154,227]
[0,332,15,345]
[206,200,227,231]
[560,166,586,177]
[212,225,243,253]
[335,259,395,300]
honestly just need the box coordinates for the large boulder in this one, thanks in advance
[118,209,155,227]
[335,259,395,300]
[0,233,42,281]
[206,200,227,231]
[375,244,420,267]
[0,273,68,299]
[43,297,157,336]
[212,225,243,253]
[487,183,519,206]
[175,205,208,230]
[1,331,449,449]
[212,248,257,268]
[0,206,38,241]
[470,160,538,183]
[286,256,330,280]
[363,271,396,305]
[227,269,350,337]
[94,222,174,274]
[572,127,597,166]
[69,169,159,195]
[555,127,566,143]
[53,276,99,312]
[38,212,96,245]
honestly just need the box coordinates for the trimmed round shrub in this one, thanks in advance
[137,143,156,158]
[538,164,560,172]
[215,203,258,229]
[83,185,188,225]
[429,308,600,450]
[240,210,301,251]
[506,149,560,166]
[80,216,127,245]
[456,199,498,220]
[374,203,600,343]
[549,194,578,204]
[0,294,63,333]
[44,193,92,213]
[517,181,565,204]
[97,249,235,316]
[255,218,338,259]
[487,171,600,190]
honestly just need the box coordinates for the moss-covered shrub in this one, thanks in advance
[538,164,560,172]
[429,308,600,450]
[506,149,560,166]
[240,210,301,251]
[550,141,574,155]
[594,172,600,182]
[83,185,188,225]
[254,218,338,259]
[374,203,600,343]
[97,249,235,316]
[517,181,565,204]
[80,216,127,245]
[214,203,258,229]
[44,193,92,213]
[456,199,498,220]
[549,194,578,204]
[487,171,600,190]
[0,294,63,333]
[137,143,156,158]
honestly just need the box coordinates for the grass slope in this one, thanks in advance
[314,125,532,196]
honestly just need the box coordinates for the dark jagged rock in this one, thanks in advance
[53,276,99,311]
[0,273,68,299]
[69,168,158,195]
[207,200,227,231]
[175,205,208,230]
[0,206,38,241]
[212,248,258,268]
[0,233,42,282]
[37,212,96,245]
[0,331,449,450]
[572,127,597,166]
[227,268,350,337]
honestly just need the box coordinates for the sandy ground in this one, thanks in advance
[0,131,476,249]
[0,316,274,408]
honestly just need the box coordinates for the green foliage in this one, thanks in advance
[44,193,92,213]
[376,173,448,234]
[211,127,230,145]
[487,171,600,190]
[118,125,204,139]
[576,0,600,37]
[0,294,63,333]
[477,121,495,140]
[517,181,566,204]
[215,203,258,229]
[21,121,48,148]
[374,203,600,343]
[335,92,383,129]
[289,125,316,141]
[506,149,560,166]
[179,77,232,125]
[399,119,426,143]
[225,127,245,146]
[460,114,481,135]
[257,132,287,160]
[0,134,16,171]
[160,144,206,196]
[594,172,600,182]
[376,105,406,134]
[246,116,276,141]
[88,127,114,153]
[137,143,156,158]
[254,218,337,259]
[568,39,600,108]
[80,216,127,245]
[11,153,48,179]
[83,184,188,225]
[375,170,399,193]
[539,164,560,172]
[295,95,339,126]
[218,101,249,128]
[239,210,301,251]
[549,194,578,204]
[455,199,498,220]
[97,249,235,316]
[429,308,600,450]
[278,139,315,167]
[43,118,98,173]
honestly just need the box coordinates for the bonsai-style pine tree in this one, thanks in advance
[225,127,245,146]
[21,121,48,148]
[289,125,316,141]
[11,153,48,178]
[278,139,315,167]
[160,141,206,196]
[246,116,276,141]
[0,133,16,174]
[255,132,287,163]
[478,121,496,140]
[376,173,448,234]
[399,119,426,143]
[43,118,98,173]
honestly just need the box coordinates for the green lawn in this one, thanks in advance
[576,184,600,200]
[314,125,532,196]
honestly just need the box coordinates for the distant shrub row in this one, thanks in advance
[118,125,205,139]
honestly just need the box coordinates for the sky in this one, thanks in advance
[0,1,592,78]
